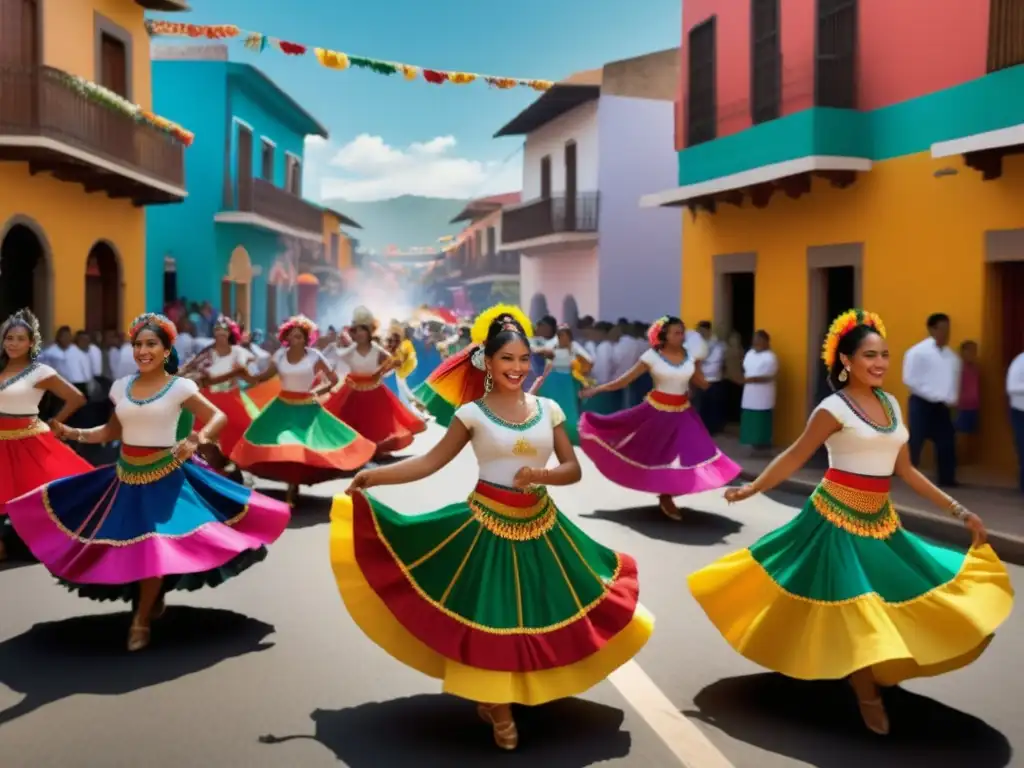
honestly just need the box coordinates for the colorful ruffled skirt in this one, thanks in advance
[688,468,1014,684]
[4,445,291,599]
[579,391,741,495]
[1,416,92,555]
[323,374,426,455]
[330,481,653,705]
[194,387,261,458]
[231,390,376,485]
[537,370,582,445]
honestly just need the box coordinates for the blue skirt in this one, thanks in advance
[537,370,581,445]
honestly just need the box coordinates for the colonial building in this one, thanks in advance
[0,0,190,338]
[643,0,1024,479]
[496,49,682,324]
[146,44,353,332]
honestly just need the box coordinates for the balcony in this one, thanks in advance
[216,177,323,242]
[501,193,599,249]
[0,66,186,204]
[134,0,190,10]
[461,251,520,283]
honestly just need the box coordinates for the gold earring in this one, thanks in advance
[838,368,849,382]
[484,371,493,394]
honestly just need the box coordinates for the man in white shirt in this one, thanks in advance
[1007,349,1024,493]
[902,313,960,487]
[174,319,198,366]
[696,320,726,434]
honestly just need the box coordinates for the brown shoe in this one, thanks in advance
[477,704,518,751]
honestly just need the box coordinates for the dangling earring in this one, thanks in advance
[838,367,849,383]
[484,371,493,394]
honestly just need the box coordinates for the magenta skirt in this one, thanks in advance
[579,391,741,496]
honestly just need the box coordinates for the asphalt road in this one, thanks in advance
[1,422,1021,767]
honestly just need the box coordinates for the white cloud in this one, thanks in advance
[306,133,522,202]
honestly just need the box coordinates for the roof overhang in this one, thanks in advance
[639,155,872,209]
[450,202,502,223]
[321,206,361,228]
[931,122,1024,181]
[494,85,600,137]
[227,63,328,139]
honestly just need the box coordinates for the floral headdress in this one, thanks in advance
[0,308,42,359]
[821,309,887,369]
[213,315,242,344]
[277,314,319,346]
[349,305,378,334]
[646,316,670,348]
[468,303,534,370]
[129,312,178,344]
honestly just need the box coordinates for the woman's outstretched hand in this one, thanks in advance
[724,484,758,504]
[346,470,376,495]
[963,511,988,548]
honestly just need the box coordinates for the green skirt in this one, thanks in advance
[740,408,773,446]
[537,370,581,444]
[689,468,1014,683]
[230,391,376,485]
[329,480,653,705]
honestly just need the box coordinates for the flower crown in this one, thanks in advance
[213,315,242,343]
[821,309,887,369]
[277,314,319,346]
[470,303,533,343]
[129,312,178,344]
[0,309,42,359]
[646,316,670,348]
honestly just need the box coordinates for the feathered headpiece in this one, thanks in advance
[213,315,242,344]
[646,316,670,348]
[129,312,178,344]
[470,303,533,344]
[349,305,378,333]
[277,314,319,346]
[821,309,887,369]
[0,308,42,359]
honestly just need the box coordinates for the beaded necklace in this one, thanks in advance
[477,396,543,431]
[126,374,177,406]
[837,388,898,433]
[0,362,38,392]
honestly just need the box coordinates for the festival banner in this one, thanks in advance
[146,21,554,92]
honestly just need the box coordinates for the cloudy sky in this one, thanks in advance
[152,0,682,202]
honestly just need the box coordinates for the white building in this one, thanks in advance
[495,49,683,325]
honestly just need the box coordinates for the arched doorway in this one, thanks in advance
[0,219,51,338]
[562,295,580,328]
[85,241,121,334]
[226,246,253,327]
[529,293,549,323]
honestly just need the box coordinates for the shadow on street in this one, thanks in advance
[0,606,275,728]
[582,506,743,545]
[684,673,1013,767]
[259,694,632,766]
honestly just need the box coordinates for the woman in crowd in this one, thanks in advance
[689,309,1013,735]
[231,315,376,506]
[579,316,741,520]
[0,309,91,561]
[536,323,592,445]
[6,313,291,651]
[329,304,652,751]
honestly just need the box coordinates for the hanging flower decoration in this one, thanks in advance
[146,20,554,92]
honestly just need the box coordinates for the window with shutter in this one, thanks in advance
[99,33,128,97]
[815,0,857,109]
[486,226,496,256]
[751,0,781,124]
[687,17,716,146]
[987,0,1024,72]
[261,139,274,181]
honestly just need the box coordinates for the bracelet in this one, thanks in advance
[75,429,84,443]
[948,500,968,520]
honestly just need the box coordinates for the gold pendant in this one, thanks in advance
[511,436,537,457]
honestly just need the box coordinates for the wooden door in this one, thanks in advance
[220,279,234,319]
[540,155,551,198]
[236,125,253,210]
[0,0,39,124]
[564,141,578,230]
[266,283,278,332]
[1001,262,1024,367]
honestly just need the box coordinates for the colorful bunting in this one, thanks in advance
[146,20,554,92]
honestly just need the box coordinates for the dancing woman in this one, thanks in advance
[688,310,1013,734]
[536,324,592,445]
[323,308,425,455]
[6,314,291,651]
[232,315,375,505]
[0,310,91,561]
[329,304,652,751]
[579,316,741,520]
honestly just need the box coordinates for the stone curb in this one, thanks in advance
[738,470,1024,567]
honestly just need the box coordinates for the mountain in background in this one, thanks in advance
[324,195,469,253]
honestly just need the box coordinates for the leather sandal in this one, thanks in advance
[127,621,151,652]
[477,704,518,751]
[855,696,890,735]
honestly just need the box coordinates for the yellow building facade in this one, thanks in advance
[0,0,188,338]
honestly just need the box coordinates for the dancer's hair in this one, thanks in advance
[821,309,887,391]
[483,314,530,356]
[129,313,180,374]
[277,315,318,346]
[0,308,42,371]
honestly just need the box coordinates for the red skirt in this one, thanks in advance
[194,387,257,458]
[0,417,92,508]
[323,374,426,455]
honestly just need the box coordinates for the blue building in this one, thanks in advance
[147,44,329,333]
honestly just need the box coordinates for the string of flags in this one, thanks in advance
[146,21,554,92]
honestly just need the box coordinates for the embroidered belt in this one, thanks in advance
[646,390,691,412]
[811,468,899,539]
[467,481,556,542]
[278,390,317,405]
[346,373,382,392]
[0,415,48,440]
[116,445,183,485]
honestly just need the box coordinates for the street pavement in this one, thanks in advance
[1,421,1021,767]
